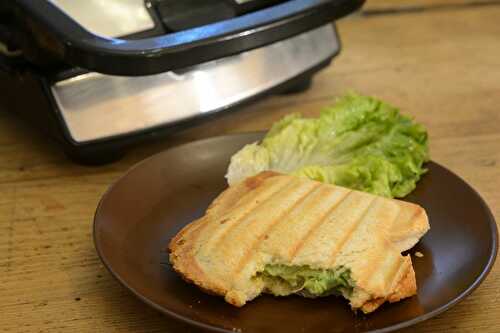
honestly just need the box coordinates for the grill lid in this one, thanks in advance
[1,0,364,75]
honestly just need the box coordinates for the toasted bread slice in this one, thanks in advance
[169,171,429,313]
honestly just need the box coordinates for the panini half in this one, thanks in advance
[168,171,429,313]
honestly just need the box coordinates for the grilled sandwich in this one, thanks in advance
[168,171,429,313]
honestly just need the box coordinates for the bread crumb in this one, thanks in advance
[415,251,424,258]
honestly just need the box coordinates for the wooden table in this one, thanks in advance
[1,1,499,332]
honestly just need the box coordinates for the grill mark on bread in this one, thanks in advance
[390,205,405,230]
[379,205,406,285]
[169,217,226,293]
[352,202,404,289]
[233,182,322,274]
[387,259,416,304]
[328,197,378,265]
[408,207,423,225]
[180,218,211,257]
[387,203,427,252]
[365,242,405,295]
[207,178,300,253]
[387,256,410,293]
[243,170,280,190]
[169,222,195,249]
[393,204,422,230]
[208,171,280,216]
[289,190,352,260]
[169,216,207,253]
[367,255,412,304]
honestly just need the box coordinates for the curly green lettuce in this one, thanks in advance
[226,93,429,198]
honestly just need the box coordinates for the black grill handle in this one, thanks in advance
[11,0,364,76]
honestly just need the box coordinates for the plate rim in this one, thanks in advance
[93,132,498,333]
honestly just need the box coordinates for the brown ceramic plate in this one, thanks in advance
[94,133,497,333]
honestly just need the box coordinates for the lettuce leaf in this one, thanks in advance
[226,93,429,198]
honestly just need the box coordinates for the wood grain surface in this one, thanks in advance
[1,1,499,332]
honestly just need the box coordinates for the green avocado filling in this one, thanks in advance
[256,264,354,298]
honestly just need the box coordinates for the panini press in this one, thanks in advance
[0,0,364,163]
